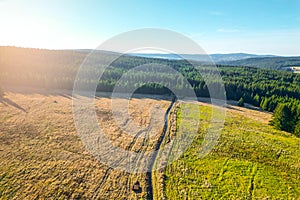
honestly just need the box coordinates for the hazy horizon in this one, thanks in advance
[1,0,300,56]
[1,45,297,57]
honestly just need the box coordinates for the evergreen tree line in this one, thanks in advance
[1,47,300,135]
[100,60,300,106]
[75,56,300,136]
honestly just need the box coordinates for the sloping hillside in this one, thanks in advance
[164,102,300,199]
[0,90,299,199]
[0,90,170,199]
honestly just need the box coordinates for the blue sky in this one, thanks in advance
[0,0,299,55]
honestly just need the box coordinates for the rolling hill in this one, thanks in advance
[130,53,275,63]
[0,46,300,199]
[130,53,300,70]
[0,91,299,199]
[220,56,300,70]
[163,102,300,199]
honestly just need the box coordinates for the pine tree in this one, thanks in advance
[296,105,300,121]
[253,94,260,107]
[294,120,300,137]
[237,97,244,107]
[261,97,270,111]
[271,104,293,132]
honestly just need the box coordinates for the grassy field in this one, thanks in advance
[164,103,300,199]
[0,91,170,199]
[1,90,299,199]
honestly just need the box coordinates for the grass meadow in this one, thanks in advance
[164,103,300,199]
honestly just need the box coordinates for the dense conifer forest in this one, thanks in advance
[1,46,299,135]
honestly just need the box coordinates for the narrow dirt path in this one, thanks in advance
[147,97,176,200]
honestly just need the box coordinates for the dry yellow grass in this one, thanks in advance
[187,99,272,124]
[0,90,170,199]
[0,88,274,199]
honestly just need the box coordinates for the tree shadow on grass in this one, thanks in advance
[0,97,27,113]
[226,105,243,111]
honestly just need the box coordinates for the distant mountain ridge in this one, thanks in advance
[130,53,300,70]
[130,53,276,63]
[2,46,299,70]
[220,56,300,69]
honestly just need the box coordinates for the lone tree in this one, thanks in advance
[237,97,244,107]
[271,104,293,132]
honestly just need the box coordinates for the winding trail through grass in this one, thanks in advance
[147,97,176,200]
